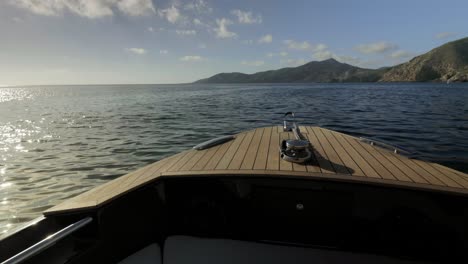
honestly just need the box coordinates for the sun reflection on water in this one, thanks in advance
[0,88,34,103]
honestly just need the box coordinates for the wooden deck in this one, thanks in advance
[45,126,468,215]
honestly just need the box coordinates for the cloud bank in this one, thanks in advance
[258,34,272,44]
[214,18,237,38]
[9,0,156,18]
[355,41,398,54]
[180,55,204,61]
[231,9,262,24]
[127,48,147,55]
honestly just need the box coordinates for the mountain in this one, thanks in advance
[195,37,468,83]
[381,37,468,82]
[195,59,387,83]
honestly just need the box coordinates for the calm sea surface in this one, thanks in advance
[0,83,467,237]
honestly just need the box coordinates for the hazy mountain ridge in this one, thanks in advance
[381,37,468,82]
[195,37,468,83]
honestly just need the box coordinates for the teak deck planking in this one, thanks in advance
[45,126,468,215]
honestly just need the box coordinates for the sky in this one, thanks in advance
[0,0,467,85]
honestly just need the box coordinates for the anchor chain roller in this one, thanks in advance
[280,112,313,163]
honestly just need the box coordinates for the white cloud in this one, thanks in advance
[184,0,212,14]
[193,18,203,25]
[280,58,307,67]
[192,18,212,31]
[282,53,359,67]
[117,0,155,16]
[390,50,413,59]
[283,40,329,53]
[12,17,24,23]
[8,0,155,18]
[176,29,197,36]
[302,44,362,66]
[435,32,457,39]
[266,52,288,58]
[355,41,398,54]
[159,6,181,23]
[284,40,312,50]
[160,50,169,54]
[241,60,265,66]
[258,34,273,44]
[127,48,147,55]
[214,18,237,39]
[180,55,204,61]
[231,9,262,24]
[8,0,59,16]
[313,50,334,61]
[147,27,154,32]
[335,55,361,66]
[310,44,329,57]
[314,44,328,52]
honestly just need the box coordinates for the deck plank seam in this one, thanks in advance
[408,159,462,188]
[142,157,175,178]
[353,139,398,180]
[148,153,179,173]
[224,132,251,170]
[302,132,321,173]
[340,133,384,179]
[252,127,271,170]
[138,157,169,178]
[202,140,234,170]
[241,128,264,170]
[191,145,219,170]
[163,151,192,172]
[327,129,391,178]
[426,162,468,188]
[386,154,430,185]
[214,133,245,170]
[308,127,333,174]
[434,163,468,186]
[332,129,446,184]
[168,150,200,172]
[258,126,272,170]
[362,142,415,183]
[434,163,468,178]
[334,132,383,178]
[317,127,353,175]
[388,153,444,186]
[314,127,353,175]
[184,150,207,171]
[328,130,367,177]
[306,126,336,174]
[266,128,280,171]
[192,145,219,170]
[375,149,423,183]
[228,131,255,169]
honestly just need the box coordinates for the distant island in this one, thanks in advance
[195,37,468,83]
